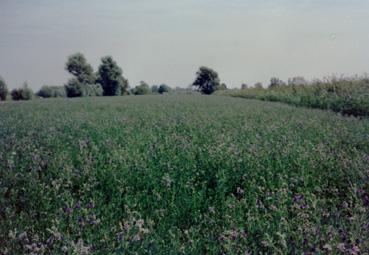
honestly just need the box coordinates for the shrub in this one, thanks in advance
[158,84,171,94]
[224,77,369,117]
[11,82,33,101]
[0,76,8,101]
[65,79,102,97]
[132,81,151,95]
[37,85,66,98]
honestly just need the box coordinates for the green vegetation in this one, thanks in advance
[192,66,223,94]
[10,82,33,101]
[97,56,128,96]
[131,81,151,95]
[0,76,8,101]
[37,85,66,98]
[217,78,369,117]
[1,96,368,254]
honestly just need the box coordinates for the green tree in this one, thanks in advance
[241,83,248,89]
[37,85,66,98]
[192,66,221,94]
[11,82,33,101]
[151,85,159,94]
[269,77,285,88]
[133,81,150,95]
[0,76,8,101]
[254,82,263,88]
[65,78,84,97]
[158,84,171,94]
[65,53,96,84]
[97,56,128,96]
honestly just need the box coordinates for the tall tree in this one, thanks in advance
[0,76,8,101]
[192,66,221,94]
[97,56,128,96]
[65,53,96,84]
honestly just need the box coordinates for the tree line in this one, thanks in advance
[0,52,312,102]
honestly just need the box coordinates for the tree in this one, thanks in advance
[65,78,84,97]
[65,53,96,84]
[269,77,285,88]
[97,56,128,96]
[151,85,159,94]
[132,81,150,95]
[11,82,33,101]
[254,82,263,88]
[192,66,221,94]
[288,76,307,86]
[0,76,8,101]
[158,84,171,94]
[241,83,248,89]
[37,85,66,98]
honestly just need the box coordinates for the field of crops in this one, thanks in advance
[1,95,369,254]
[217,79,369,117]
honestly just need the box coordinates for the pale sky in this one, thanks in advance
[1,0,369,90]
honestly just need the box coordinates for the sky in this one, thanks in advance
[1,0,369,90]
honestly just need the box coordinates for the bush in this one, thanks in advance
[0,76,8,101]
[158,84,171,94]
[11,83,33,101]
[65,78,84,97]
[65,79,103,97]
[224,77,369,117]
[82,84,103,97]
[132,81,151,95]
[37,85,66,98]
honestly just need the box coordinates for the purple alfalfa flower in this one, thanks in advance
[300,203,309,210]
[75,201,81,209]
[239,229,247,239]
[77,216,84,225]
[86,200,94,209]
[218,234,226,242]
[350,245,360,255]
[64,206,73,214]
[293,194,304,202]
[116,232,124,241]
[230,229,238,240]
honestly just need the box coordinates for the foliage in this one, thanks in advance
[1,96,368,254]
[65,79,103,98]
[222,78,369,117]
[241,83,248,89]
[37,85,66,98]
[97,56,128,96]
[0,76,8,101]
[158,84,171,94]
[269,77,285,88]
[132,81,151,95]
[192,66,221,94]
[151,85,159,94]
[65,78,84,97]
[254,82,263,88]
[10,82,33,101]
[65,53,96,85]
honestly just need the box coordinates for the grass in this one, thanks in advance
[1,95,368,254]
[216,78,369,117]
